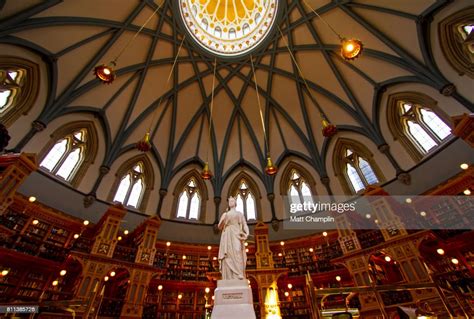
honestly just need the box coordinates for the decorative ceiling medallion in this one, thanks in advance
[179,0,278,57]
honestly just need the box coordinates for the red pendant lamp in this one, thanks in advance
[93,3,163,84]
[250,55,277,176]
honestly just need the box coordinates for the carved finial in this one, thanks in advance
[440,83,456,96]
[397,172,411,185]
[99,165,110,175]
[83,193,96,208]
[32,121,46,132]
[271,218,279,231]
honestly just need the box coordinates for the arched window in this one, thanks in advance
[344,148,379,193]
[39,121,98,186]
[387,92,452,162]
[280,162,317,208]
[109,155,154,212]
[439,7,474,78]
[0,68,25,113]
[287,170,315,207]
[334,138,384,195]
[235,180,257,221]
[113,162,145,209]
[176,178,201,220]
[0,56,40,126]
[229,172,261,222]
[173,170,208,222]
[41,130,86,180]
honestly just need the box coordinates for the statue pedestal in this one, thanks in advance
[211,279,256,319]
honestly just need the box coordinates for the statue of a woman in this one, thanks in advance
[218,196,249,280]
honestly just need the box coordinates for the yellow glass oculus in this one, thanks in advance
[179,0,279,57]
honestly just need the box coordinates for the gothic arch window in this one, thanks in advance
[333,138,384,195]
[280,162,317,207]
[229,172,261,222]
[387,92,452,162]
[109,155,154,211]
[39,121,98,187]
[176,178,201,220]
[0,56,40,126]
[439,7,474,78]
[173,170,208,222]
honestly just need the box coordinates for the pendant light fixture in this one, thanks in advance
[250,55,277,176]
[278,27,337,138]
[201,59,217,180]
[302,0,363,61]
[94,2,164,84]
[136,36,186,152]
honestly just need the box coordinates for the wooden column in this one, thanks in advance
[451,113,474,147]
[91,204,126,258]
[250,222,287,318]
[120,217,162,318]
[121,269,153,319]
[0,153,37,214]
[134,216,161,266]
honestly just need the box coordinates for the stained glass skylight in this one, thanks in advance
[179,0,278,57]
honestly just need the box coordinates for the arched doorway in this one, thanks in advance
[368,252,412,309]
[368,252,404,285]
[98,267,130,317]
[51,256,83,300]
[142,273,162,318]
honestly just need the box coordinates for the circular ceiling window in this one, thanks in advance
[179,0,279,57]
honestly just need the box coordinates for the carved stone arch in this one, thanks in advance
[386,92,452,162]
[439,6,474,78]
[108,154,155,212]
[0,56,40,127]
[228,171,262,222]
[38,120,99,187]
[279,161,317,196]
[333,138,385,195]
[172,169,208,222]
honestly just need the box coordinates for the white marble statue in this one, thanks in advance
[218,196,249,280]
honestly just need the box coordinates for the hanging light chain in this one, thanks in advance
[147,35,186,133]
[206,58,217,162]
[250,54,269,153]
[301,0,342,41]
[113,1,165,64]
[277,26,326,120]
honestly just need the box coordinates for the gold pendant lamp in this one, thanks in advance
[201,58,218,180]
[136,36,187,152]
[302,0,363,61]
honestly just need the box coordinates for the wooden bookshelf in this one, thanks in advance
[0,268,20,302]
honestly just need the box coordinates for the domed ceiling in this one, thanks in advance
[1,0,472,240]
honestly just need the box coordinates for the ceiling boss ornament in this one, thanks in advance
[179,0,278,57]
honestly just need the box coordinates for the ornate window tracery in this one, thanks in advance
[229,172,261,222]
[113,162,146,209]
[387,92,452,162]
[334,139,384,195]
[287,170,313,206]
[173,170,208,222]
[41,130,87,182]
[0,56,40,126]
[439,7,474,78]
[39,121,98,187]
[176,178,201,220]
[109,155,154,211]
[235,180,257,221]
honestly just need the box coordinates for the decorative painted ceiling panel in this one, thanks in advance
[1,0,471,202]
